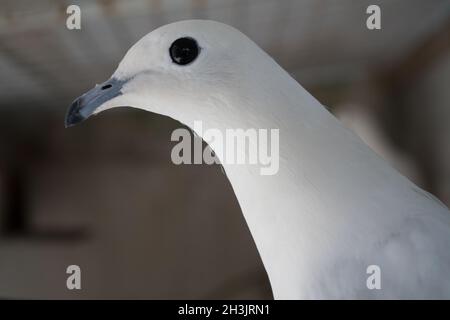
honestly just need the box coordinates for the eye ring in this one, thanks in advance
[169,37,200,65]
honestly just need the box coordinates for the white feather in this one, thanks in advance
[98,20,450,299]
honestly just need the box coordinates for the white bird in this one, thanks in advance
[66,20,450,299]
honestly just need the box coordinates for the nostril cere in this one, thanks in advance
[101,84,112,90]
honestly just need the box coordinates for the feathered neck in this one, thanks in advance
[186,68,419,299]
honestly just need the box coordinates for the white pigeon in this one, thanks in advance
[66,20,450,299]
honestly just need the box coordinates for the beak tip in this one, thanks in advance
[65,77,123,128]
[65,114,86,128]
[64,121,75,129]
[65,98,87,128]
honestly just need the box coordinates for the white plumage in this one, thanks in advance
[68,20,450,299]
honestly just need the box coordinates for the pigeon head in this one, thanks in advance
[65,20,272,129]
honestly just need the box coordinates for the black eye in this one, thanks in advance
[169,37,199,65]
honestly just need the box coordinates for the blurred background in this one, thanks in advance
[0,0,449,299]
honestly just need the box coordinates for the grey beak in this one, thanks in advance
[65,77,124,128]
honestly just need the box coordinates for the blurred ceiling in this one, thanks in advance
[0,0,449,109]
